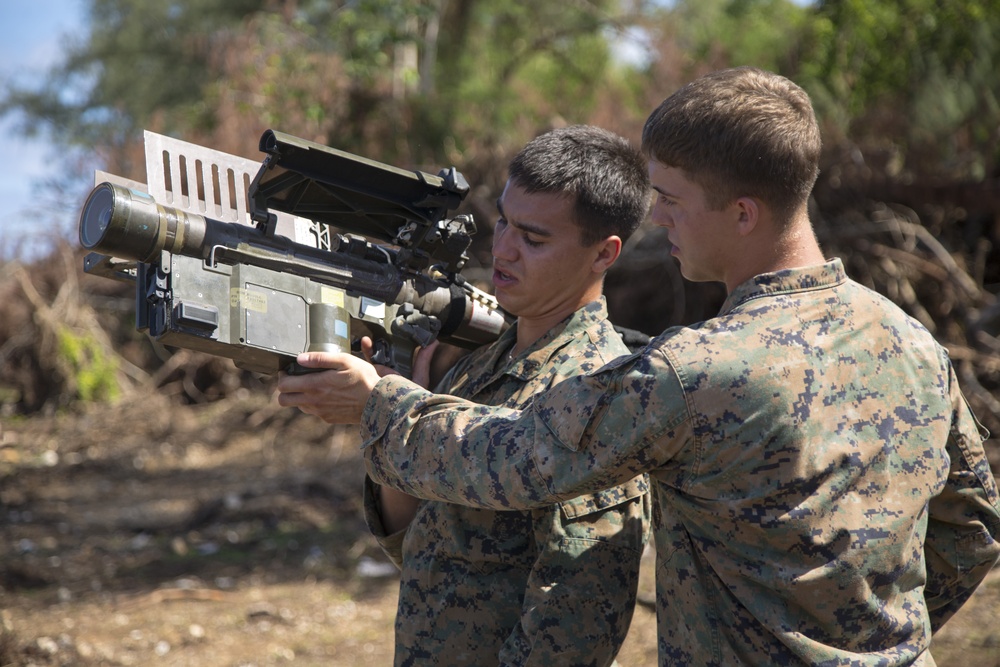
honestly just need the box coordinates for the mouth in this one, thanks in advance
[666,236,679,256]
[493,266,517,288]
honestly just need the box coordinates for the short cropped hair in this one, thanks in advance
[642,67,821,223]
[507,125,650,246]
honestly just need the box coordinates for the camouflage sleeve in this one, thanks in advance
[361,474,406,570]
[362,346,689,508]
[362,374,548,508]
[923,361,1000,631]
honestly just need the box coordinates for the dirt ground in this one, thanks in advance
[1,389,999,666]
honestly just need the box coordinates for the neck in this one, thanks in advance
[511,291,602,357]
[724,215,825,292]
[511,320,554,357]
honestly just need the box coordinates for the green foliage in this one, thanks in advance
[56,326,120,402]
[307,0,624,163]
[304,0,436,85]
[432,1,617,151]
[799,0,994,114]
[663,0,810,73]
[796,0,1000,178]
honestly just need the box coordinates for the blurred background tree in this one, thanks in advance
[1,0,654,186]
[796,0,1000,182]
[4,0,999,189]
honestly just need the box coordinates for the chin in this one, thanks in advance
[494,293,515,314]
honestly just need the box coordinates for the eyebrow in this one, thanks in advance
[496,197,553,237]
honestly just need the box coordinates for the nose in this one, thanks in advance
[650,201,673,229]
[492,223,516,261]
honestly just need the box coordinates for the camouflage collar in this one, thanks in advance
[719,259,848,316]
[488,297,610,380]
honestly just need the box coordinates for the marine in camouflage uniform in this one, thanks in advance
[276,124,654,666]
[363,298,650,666]
[352,67,1000,665]
[363,258,1000,665]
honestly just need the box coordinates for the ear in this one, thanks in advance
[592,235,622,274]
[734,196,760,237]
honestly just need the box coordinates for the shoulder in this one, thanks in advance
[837,277,946,354]
[579,316,632,365]
[528,317,628,380]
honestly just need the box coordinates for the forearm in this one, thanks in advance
[378,485,420,534]
[360,475,410,569]
[360,350,687,510]
[362,375,557,509]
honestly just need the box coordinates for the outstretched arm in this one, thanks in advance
[361,346,690,511]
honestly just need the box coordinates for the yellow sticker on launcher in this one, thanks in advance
[230,288,267,313]
[320,286,345,307]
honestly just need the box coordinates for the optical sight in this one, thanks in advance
[80,183,208,263]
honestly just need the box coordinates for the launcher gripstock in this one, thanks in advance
[79,129,509,377]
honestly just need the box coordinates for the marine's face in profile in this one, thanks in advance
[648,160,735,284]
[491,180,606,322]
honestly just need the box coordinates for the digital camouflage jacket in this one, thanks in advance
[363,298,651,667]
[363,260,1000,666]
